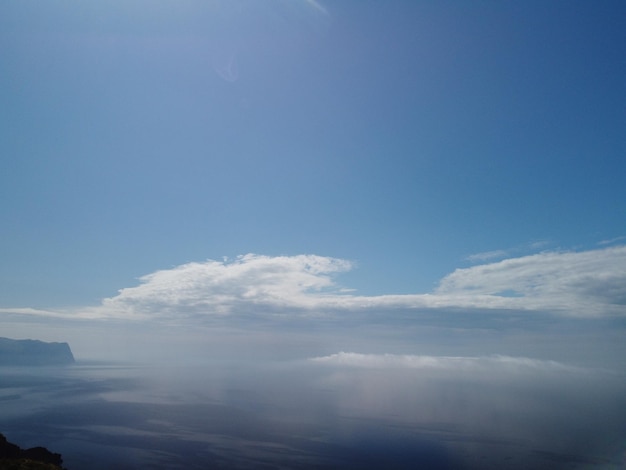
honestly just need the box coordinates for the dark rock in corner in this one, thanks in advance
[0,337,74,366]
[0,433,65,469]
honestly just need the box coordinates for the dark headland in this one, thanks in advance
[0,337,74,366]
[0,433,65,469]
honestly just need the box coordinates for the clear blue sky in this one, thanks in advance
[1,1,626,363]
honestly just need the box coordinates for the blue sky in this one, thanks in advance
[1,0,626,364]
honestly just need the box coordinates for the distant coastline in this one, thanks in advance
[0,338,74,366]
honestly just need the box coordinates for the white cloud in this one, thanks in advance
[0,307,76,318]
[4,246,626,321]
[598,235,626,246]
[528,239,551,250]
[465,249,508,262]
[90,254,353,319]
[437,245,626,315]
[466,240,552,263]
[309,352,581,373]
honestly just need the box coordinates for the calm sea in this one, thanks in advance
[1,361,624,469]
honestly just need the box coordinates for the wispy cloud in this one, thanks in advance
[465,240,551,263]
[465,249,508,262]
[3,246,626,321]
[528,239,551,250]
[0,307,75,318]
[598,235,626,246]
[304,0,329,16]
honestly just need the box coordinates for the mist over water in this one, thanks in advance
[1,359,625,469]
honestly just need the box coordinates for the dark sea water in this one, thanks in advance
[1,361,625,469]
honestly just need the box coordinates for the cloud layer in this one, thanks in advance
[2,245,626,321]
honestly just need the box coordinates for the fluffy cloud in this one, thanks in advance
[93,254,353,319]
[5,246,626,321]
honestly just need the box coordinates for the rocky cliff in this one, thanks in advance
[0,338,74,366]
[0,433,65,469]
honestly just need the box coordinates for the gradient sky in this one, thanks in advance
[1,1,626,365]
[2,4,626,467]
